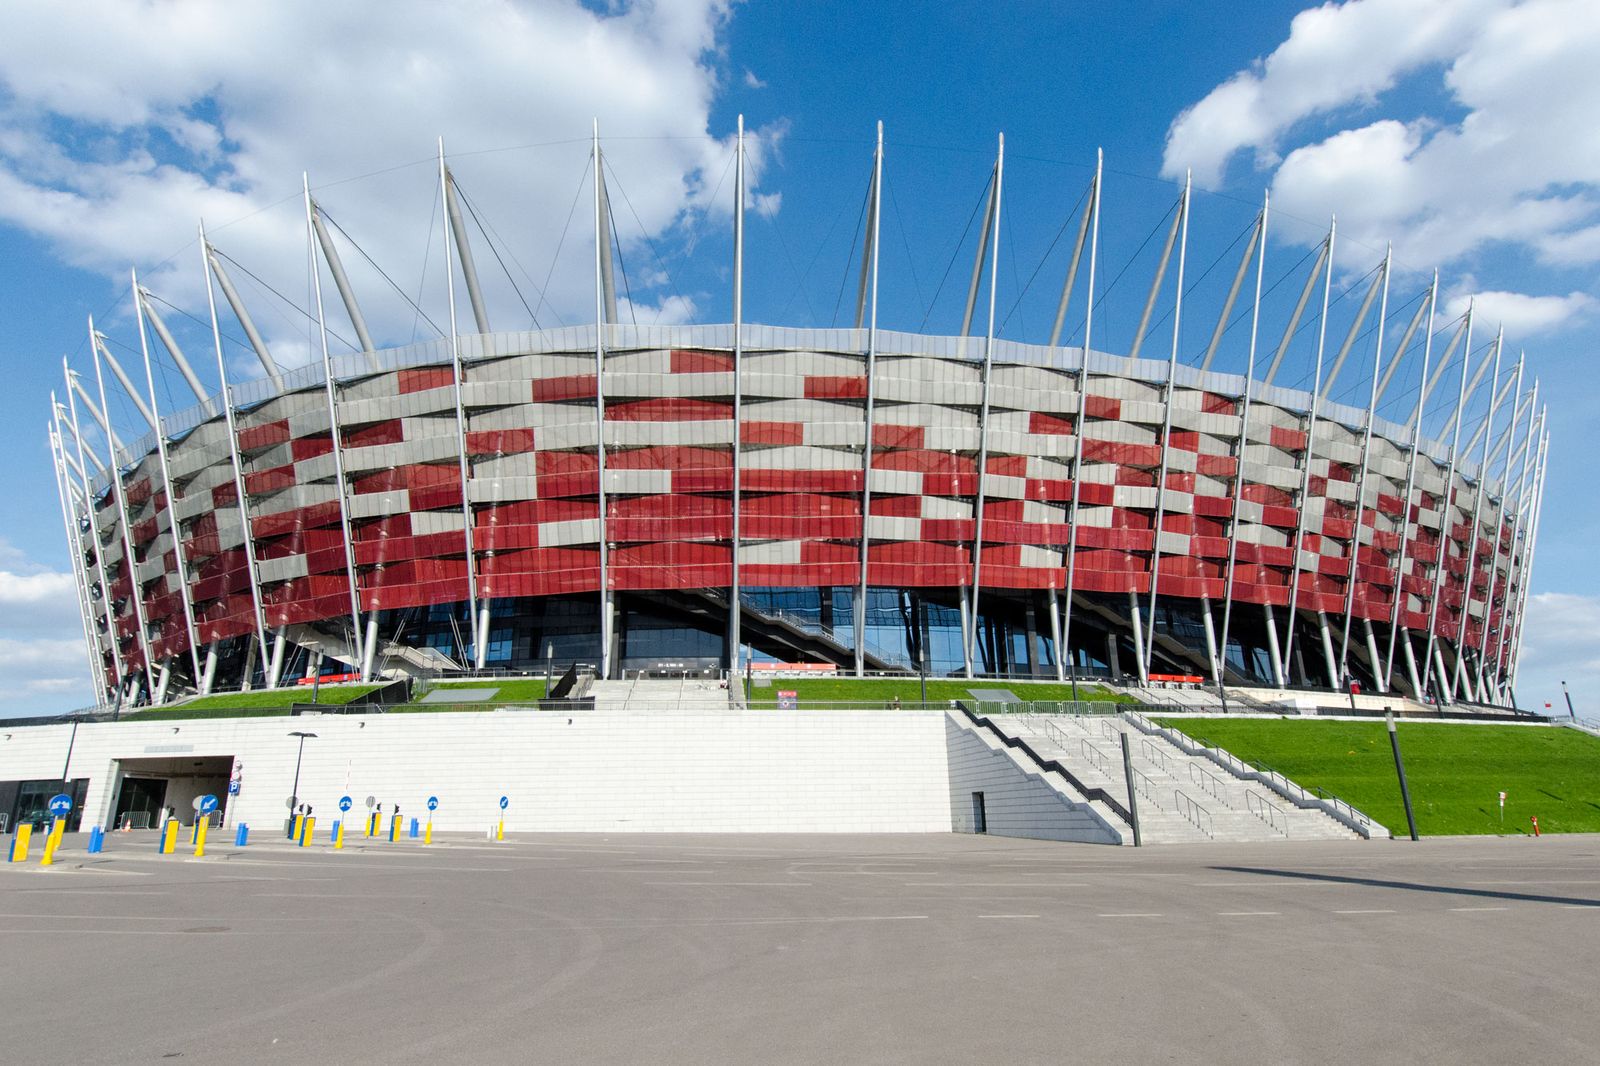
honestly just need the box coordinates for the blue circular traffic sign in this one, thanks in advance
[47,793,72,817]
[197,794,219,815]
[427,796,438,811]
[499,796,509,810]
[339,795,353,812]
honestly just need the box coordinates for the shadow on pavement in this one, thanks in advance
[1211,866,1600,908]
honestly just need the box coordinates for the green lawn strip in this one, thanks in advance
[143,684,382,714]
[744,677,1129,707]
[1154,717,1600,836]
[407,679,547,705]
[129,705,299,721]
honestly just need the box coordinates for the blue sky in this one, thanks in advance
[0,0,1595,714]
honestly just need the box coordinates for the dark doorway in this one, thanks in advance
[971,791,987,834]
[112,777,167,830]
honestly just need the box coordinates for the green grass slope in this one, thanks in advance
[135,684,383,719]
[744,677,1130,707]
[1155,717,1600,836]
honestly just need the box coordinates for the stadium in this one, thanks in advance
[47,129,1548,713]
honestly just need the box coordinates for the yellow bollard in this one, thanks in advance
[292,814,305,841]
[367,812,378,838]
[334,820,344,850]
[40,820,60,865]
[424,820,432,845]
[161,819,179,855]
[388,813,400,842]
[299,816,315,847]
[194,816,209,858]
[496,818,504,842]
[11,823,33,863]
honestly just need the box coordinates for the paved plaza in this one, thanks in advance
[4,832,1600,1064]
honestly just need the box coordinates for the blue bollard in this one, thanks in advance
[87,826,104,854]
[409,818,420,839]
[234,823,249,847]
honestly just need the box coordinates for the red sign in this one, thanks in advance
[749,662,838,673]
[297,672,361,686]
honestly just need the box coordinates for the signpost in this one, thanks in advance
[40,794,71,865]
[426,796,438,845]
[497,795,508,842]
[193,794,217,857]
[777,690,797,711]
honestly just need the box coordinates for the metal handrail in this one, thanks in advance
[1246,791,1291,837]
[1080,739,1114,777]
[1122,710,1379,834]
[1140,739,1171,773]
[1173,789,1213,838]
[1187,762,1231,807]
[961,709,1133,825]
[1130,767,1164,809]
[1100,719,1122,743]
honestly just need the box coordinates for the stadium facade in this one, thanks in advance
[47,127,1549,710]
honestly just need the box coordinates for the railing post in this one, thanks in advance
[1120,732,1141,846]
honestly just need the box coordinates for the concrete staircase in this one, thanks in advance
[588,676,734,711]
[974,712,1368,844]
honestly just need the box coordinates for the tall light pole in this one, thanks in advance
[1562,681,1576,720]
[287,731,317,839]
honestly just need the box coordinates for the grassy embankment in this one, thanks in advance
[1155,717,1600,836]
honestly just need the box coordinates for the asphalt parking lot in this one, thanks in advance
[3,830,1599,1065]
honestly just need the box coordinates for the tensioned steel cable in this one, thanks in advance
[1062,198,1178,347]
[887,183,925,312]
[997,182,1090,335]
[829,180,871,328]
[214,248,358,353]
[603,185,638,327]
[605,156,693,327]
[535,159,594,330]
[917,173,992,332]
[448,179,544,330]
[318,207,446,337]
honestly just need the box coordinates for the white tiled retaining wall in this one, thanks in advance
[1,710,956,834]
[944,716,1124,845]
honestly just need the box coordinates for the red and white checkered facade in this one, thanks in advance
[73,319,1536,702]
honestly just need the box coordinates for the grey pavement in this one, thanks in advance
[3,831,1600,1064]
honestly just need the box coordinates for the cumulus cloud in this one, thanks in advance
[1514,592,1600,716]
[1443,290,1595,337]
[1163,0,1600,277]
[0,0,775,392]
[0,540,96,713]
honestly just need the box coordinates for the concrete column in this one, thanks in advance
[1317,610,1340,690]
[363,615,380,679]
[153,661,172,705]
[200,645,219,695]
[1048,591,1064,683]
[1128,591,1149,685]
[1200,598,1220,684]
[1433,644,1453,705]
[266,630,286,689]
[1363,619,1387,693]
[1262,603,1286,687]
[1400,629,1425,697]
[959,587,974,678]
[1106,631,1122,682]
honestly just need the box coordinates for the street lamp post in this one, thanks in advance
[287,731,317,839]
[1562,680,1576,720]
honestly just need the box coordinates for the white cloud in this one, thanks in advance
[1163,0,1499,187]
[1163,0,1600,273]
[0,0,776,398]
[743,68,767,89]
[1443,289,1595,337]
[0,542,96,713]
[1514,592,1600,717]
